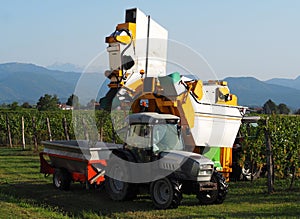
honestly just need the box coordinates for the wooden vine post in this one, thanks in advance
[99,118,103,142]
[32,117,38,151]
[264,118,274,194]
[21,116,26,150]
[112,118,116,143]
[46,117,52,141]
[82,117,89,140]
[6,114,12,148]
[62,117,69,141]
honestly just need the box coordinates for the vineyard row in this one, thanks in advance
[0,110,117,149]
[0,110,299,180]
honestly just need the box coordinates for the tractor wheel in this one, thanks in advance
[53,168,71,190]
[105,158,136,201]
[150,178,182,209]
[197,171,228,205]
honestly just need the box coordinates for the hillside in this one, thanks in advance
[0,72,73,103]
[224,77,300,109]
[0,63,107,104]
[0,63,299,109]
[265,76,300,90]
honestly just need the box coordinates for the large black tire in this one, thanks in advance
[53,168,72,190]
[105,158,137,201]
[197,171,228,205]
[150,178,182,209]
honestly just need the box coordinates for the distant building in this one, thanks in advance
[248,107,263,114]
[58,103,73,110]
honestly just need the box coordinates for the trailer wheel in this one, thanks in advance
[105,158,136,201]
[197,171,228,205]
[150,178,182,209]
[53,168,71,190]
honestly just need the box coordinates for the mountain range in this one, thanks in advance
[265,76,300,90]
[47,62,84,73]
[0,62,299,109]
[224,77,300,109]
[0,62,108,104]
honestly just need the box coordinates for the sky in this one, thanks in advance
[1,0,300,80]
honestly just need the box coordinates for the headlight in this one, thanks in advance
[199,164,213,170]
[199,170,213,175]
[198,164,213,176]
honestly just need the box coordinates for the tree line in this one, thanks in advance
[1,95,300,114]
[262,99,291,114]
[247,99,299,115]
[0,94,98,111]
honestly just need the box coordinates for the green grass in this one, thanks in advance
[0,147,299,218]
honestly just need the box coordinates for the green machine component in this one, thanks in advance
[203,147,222,171]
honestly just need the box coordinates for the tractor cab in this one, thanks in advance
[124,112,184,162]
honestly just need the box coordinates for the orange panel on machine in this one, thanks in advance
[220,147,232,181]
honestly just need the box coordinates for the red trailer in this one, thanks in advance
[40,140,122,190]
